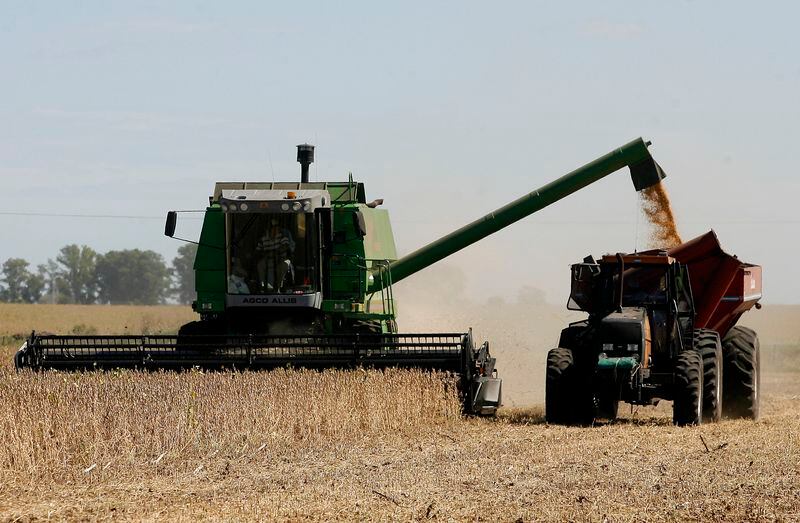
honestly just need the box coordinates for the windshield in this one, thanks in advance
[616,266,668,306]
[227,213,318,294]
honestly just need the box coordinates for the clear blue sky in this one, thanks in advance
[1,1,798,302]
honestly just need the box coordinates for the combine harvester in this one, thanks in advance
[17,138,668,414]
[547,232,762,425]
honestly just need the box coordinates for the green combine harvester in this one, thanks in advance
[16,138,668,414]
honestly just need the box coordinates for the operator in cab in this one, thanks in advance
[256,218,295,292]
[227,259,250,294]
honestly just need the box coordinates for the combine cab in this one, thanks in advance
[547,231,762,425]
[17,138,671,416]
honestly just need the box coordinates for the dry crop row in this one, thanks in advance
[0,366,460,488]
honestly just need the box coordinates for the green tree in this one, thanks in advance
[38,259,66,304]
[171,243,197,304]
[95,249,171,305]
[0,258,47,303]
[57,244,98,304]
[21,266,46,303]
[0,258,32,302]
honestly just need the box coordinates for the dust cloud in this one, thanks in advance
[640,183,683,249]
[392,264,583,406]
[394,267,798,406]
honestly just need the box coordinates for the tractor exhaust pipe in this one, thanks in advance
[297,144,315,183]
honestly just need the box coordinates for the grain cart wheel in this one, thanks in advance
[545,348,594,425]
[692,328,723,422]
[721,326,760,419]
[673,350,704,426]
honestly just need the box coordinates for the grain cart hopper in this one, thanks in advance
[17,138,668,414]
[546,231,762,425]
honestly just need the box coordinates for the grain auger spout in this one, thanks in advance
[370,137,666,291]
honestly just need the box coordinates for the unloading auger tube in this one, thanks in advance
[369,137,666,292]
[16,329,500,415]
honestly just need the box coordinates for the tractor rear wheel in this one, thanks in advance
[545,347,594,425]
[721,326,760,419]
[673,350,704,426]
[692,328,723,422]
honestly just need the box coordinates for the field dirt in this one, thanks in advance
[1,299,798,521]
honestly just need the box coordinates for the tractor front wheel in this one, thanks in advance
[545,347,594,425]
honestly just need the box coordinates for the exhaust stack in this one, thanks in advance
[297,144,315,183]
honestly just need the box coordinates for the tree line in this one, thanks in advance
[0,244,197,305]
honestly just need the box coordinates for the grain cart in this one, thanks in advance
[546,231,762,425]
[17,138,668,414]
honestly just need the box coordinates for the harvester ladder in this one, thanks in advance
[369,259,395,318]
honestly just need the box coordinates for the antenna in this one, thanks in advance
[267,147,275,183]
[633,191,641,253]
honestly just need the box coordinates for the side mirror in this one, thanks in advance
[164,211,177,237]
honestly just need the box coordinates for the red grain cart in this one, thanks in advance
[668,230,762,336]
[547,231,761,425]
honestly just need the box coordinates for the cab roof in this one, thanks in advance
[213,181,365,204]
[600,254,675,266]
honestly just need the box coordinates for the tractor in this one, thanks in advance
[547,232,762,425]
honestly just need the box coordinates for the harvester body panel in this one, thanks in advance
[194,208,226,313]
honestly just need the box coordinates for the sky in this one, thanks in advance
[1,1,798,303]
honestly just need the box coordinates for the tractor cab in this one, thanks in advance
[218,189,329,308]
[549,233,762,426]
[567,252,695,363]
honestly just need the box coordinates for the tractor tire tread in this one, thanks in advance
[692,328,723,423]
[721,326,760,419]
[545,348,594,425]
[673,350,704,426]
[545,348,574,425]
